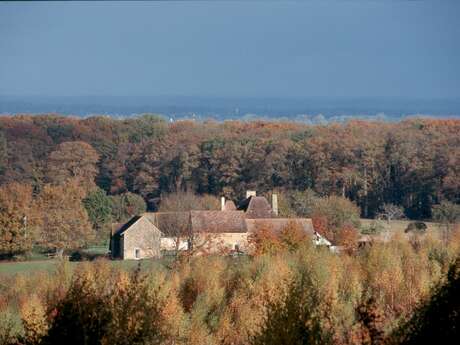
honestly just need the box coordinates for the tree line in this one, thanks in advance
[0,115,459,256]
[1,114,458,216]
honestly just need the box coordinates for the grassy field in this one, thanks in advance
[0,257,173,276]
[0,244,175,276]
[359,219,443,242]
[0,220,445,276]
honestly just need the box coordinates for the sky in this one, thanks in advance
[0,1,459,100]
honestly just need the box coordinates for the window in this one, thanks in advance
[134,248,141,259]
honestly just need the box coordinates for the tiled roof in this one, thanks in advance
[224,200,237,211]
[143,212,191,237]
[245,218,315,236]
[239,196,273,219]
[190,210,247,233]
[113,210,315,240]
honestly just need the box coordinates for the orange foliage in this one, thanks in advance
[248,226,284,256]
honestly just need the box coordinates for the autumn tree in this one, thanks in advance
[249,221,310,256]
[1,115,460,221]
[0,183,36,257]
[0,208,31,258]
[392,256,460,345]
[311,196,361,245]
[248,226,283,256]
[43,266,166,345]
[279,221,309,252]
[158,191,219,212]
[0,129,6,177]
[36,180,94,256]
[46,141,99,192]
[110,192,147,223]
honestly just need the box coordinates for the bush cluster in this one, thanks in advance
[0,229,459,345]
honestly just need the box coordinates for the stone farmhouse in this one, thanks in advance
[110,191,331,260]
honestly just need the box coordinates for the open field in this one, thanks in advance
[0,258,173,276]
[0,220,445,276]
[360,219,441,235]
[0,245,176,276]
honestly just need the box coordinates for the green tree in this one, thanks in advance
[125,113,167,143]
[83,188,113,230]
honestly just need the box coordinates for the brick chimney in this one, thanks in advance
[272,193,278,216]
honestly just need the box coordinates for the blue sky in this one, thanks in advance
[0,1,459,99]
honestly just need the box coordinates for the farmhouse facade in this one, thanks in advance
[111,191,329,260]
[111,215,163,260]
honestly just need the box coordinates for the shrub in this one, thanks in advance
[0,311,17,345]
[43,265,165,345]
[312,196,361,245]
[405,222,427,234]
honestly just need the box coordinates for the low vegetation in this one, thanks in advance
[0,227,459,345]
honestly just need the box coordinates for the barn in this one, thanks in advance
[110,191,327,259]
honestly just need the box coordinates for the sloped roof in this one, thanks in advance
[116,209,315,239]
[111,215,163,237]
[143,212,191,237]
[112,216,142,236]
[245,218,315,236]
[224,200,237,211]
[190,210,247,233]
[239,196,273,219]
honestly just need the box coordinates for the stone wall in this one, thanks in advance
[193,232,249,254]
[122,217,162,259]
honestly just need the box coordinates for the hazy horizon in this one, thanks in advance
[1,1,460,100]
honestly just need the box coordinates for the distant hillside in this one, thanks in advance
[1,96,459,122]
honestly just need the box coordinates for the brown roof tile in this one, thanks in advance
[190,210,247,233]
[143,212,191,237]
[224,200,237,211]
[239,196,273,219]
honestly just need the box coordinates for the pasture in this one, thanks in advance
[0,220,445,276]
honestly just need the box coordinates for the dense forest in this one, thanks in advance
[0,114,458,220]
